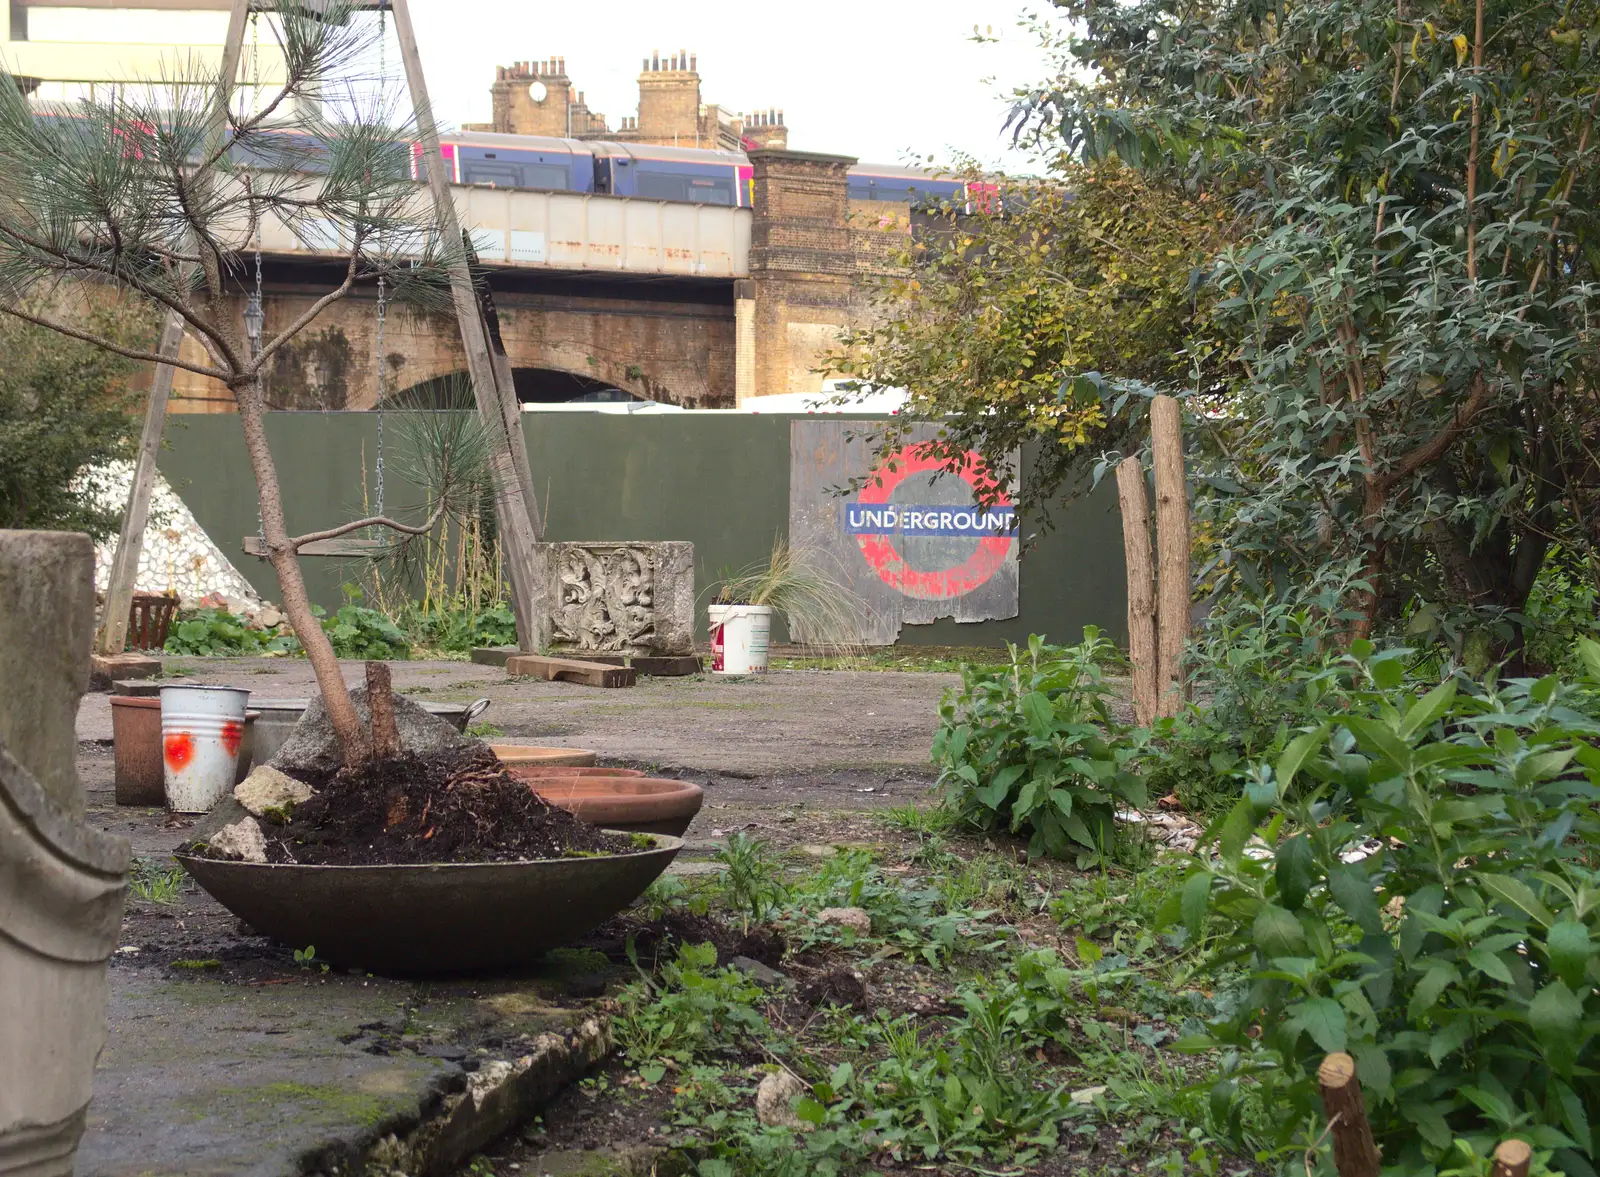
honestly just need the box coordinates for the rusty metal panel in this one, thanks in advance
[788,420,1020,646]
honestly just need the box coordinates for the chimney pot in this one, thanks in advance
[690,53,697,71]
[642,57,649,71]
[652,51,660,70]
[559,56,566,73]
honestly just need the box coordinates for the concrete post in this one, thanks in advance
[0,530,131,1176]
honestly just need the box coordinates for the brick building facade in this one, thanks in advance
[468,51,788,152]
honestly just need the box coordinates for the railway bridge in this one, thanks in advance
[166,148,893,412]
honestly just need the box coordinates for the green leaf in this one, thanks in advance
[975,763,1025,809]
[1219,797,1255,867]
[1275,833,1317,911]
[1181,871,1211,940]
[1276,726,1328,793]
[1547,921,1592,989]
[1327,865,1384,935]
[1467,944,1514,985]
[1400,679,1457,739]
[1579,638,1600,683]
[1529,982,1584,1052]
[1407,963,1459,1019]
[1350,1041,1392,1096]
[1021,692,1055,741]
[1254,904,1307,959]
[1480,874,1556,928]
[795,1097,827,1125]
[639,1064,666,1084]
[1294,996,1347,1052]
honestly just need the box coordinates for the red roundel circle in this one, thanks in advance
[853,446,1014,600]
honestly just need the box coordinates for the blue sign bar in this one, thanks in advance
[845,503,1017,538]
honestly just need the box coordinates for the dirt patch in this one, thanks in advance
[253,746,633,866]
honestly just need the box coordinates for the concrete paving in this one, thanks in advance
[76,657,954,1175]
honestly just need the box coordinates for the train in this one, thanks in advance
[415,130,981,211]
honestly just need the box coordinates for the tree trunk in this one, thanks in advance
[366,662,400,759]
[1116,457,1159,727]
[1151,395,1190,717]
[1318,1052,1382,1177]
[233,376,370,766]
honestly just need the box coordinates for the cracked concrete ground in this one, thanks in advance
[76,657,957,1176]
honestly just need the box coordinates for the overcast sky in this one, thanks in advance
[401,1,1056,173]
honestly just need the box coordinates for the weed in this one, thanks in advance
[292,945,329,973]
[466,721,504,738]
[878,802,960,836]
[714,834,786,930]
[130,857,186,905]
[169,958,221,970]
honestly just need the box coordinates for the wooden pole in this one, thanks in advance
[1151,394,1190,717]
[1491,1141,1532,1177]
[1115,457,1158,727]
[388,0,548,651]
[95,0,251,655]
[1317,1053,1381,1177]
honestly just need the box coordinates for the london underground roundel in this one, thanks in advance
[845,446,1016,600]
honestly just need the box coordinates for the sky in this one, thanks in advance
[400,0,1059,173]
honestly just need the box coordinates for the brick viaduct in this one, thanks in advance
[166,150,908,413]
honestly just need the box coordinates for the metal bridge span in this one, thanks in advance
[259,184,752,278]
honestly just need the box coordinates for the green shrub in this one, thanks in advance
[401,598,516,653]
[318,585,410,660]
[932,629,1147,865]
[164,608,296,656]
[1166,640,1600,1175]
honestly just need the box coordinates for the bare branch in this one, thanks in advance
[250,232,363,372]
[0,301,230,380]
[289,501,447,550]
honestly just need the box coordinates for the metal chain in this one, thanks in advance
[253,246,265,545]
[374,274,387,515]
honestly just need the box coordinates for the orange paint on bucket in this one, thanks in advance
[220,721,243,757]
[163,731,195,771]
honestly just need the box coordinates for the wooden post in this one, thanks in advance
[365,661,400,757]
[1151,394,1190,717]
[1491,1141,1532,1177]
[1116,457,1158,726]
[95,0,251,655]
[389,0,548,651]
[1317,1053,1381,1177]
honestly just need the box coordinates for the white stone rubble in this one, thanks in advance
[207,817,268,863]
[234,766,314,817]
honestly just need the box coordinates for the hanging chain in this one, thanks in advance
[374,274,387,516]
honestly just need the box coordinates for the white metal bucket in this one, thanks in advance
[715,605,772,675]
[160,685,251,813]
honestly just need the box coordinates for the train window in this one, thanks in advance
[523,162,570,190]
[687,178,733,206]
[636,171,686,202]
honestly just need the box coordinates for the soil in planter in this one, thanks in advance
[260,744,637,866]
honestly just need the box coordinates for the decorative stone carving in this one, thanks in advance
[536,542,694,657]
[0,531,131,1176]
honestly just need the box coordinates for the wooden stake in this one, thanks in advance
[365,661,400,758]
[388,0,549,652]
[1151,395,1190,717]
[95,0,251,655]
[1116,457,1158,727]
[1317,1053,1381,1177]
[1491,1141,1532,1177]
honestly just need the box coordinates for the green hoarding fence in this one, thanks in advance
[156,411,1126,647]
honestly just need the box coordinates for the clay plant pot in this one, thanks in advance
[174,834,683,975]
[113,698,258,806]
[488,744,598,769]
[507,766,646,779]
[523,777,704,837]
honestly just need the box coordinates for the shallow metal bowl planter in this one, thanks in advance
[174,834,681,976]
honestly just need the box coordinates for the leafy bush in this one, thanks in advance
[1167,641,1600,1175]
[614,941,767,1073]
[164,608,295,656]
[932,629,1147,865]
[400,598,517,653]
[318,585,409,660]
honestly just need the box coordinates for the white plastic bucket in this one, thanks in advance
[160,685,251,813]
[708,604,730,673]
[715,605,772,675]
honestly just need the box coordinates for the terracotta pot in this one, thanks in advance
[507,766,646,779]
[526,776,704,837]
[488,744,598,769]
[111,698,257,807]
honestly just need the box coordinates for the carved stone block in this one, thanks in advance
[535,542,694,657]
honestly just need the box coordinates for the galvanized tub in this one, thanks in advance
[250,697,490,767]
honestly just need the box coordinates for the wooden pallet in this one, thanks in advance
[505,654,637,688]
[477,648,701,676]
